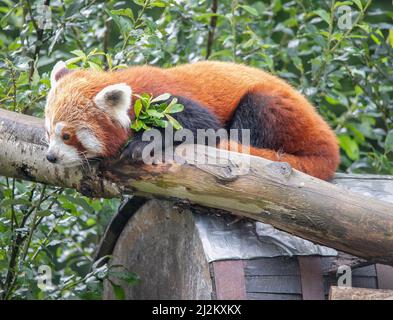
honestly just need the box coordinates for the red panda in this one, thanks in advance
[45,60,339,180]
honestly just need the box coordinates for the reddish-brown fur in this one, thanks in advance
[48,61,339,180]
[63,128,84,153]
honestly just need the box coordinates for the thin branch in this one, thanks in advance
[205,0,218,59]
[27,0,51,83]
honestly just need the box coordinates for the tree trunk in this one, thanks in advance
[1,108,393,265]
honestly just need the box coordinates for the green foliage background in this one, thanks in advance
[0,0,392,299]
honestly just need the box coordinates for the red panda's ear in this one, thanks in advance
[50,61,72,87]
[93,83,132,128]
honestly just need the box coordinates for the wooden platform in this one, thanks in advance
[100,174,393,300]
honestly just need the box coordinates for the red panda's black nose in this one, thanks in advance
[46,153,57,163]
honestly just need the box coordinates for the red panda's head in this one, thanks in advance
[44,61,131,167]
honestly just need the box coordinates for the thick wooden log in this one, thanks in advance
[1,108,393,265]
[329,286,393,300]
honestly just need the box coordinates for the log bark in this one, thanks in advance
[1,108,393,265]
[329,286,393,300]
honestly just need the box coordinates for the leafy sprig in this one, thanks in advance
[131,93,184,131]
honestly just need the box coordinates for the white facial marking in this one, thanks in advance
[46,122,81,167]
[54,122,65,136]
[94,83,132,128]
[76,128,102,156]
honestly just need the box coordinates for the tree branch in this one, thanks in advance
[205,0,218,59]
[1,108,393,265]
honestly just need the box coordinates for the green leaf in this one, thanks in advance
[371,33,381,45]
[155,102,168,112]
[87,61,102,71]
[352,0,363,10]
[37,210,52,217]
[110,282,125,300]
[239,5,259,17]
[70,50,87,60]
[385,130,393,154]
[165,114,183,130]
[314,9,331,26]
[141,123,151,130]
[339,135,359,160]
[141,93,151,100]
[105,9,133,34]
[166,97,178,109]
[110,8,134,20]
[63,195,94,214]
[140,93,151,108]
[109,270,139,285]
[86,218,96,227]
[133,99,143,118]
[325,95,340,105]
[357,23,371,33]
[354,85,363,96]
[65,57,83,66]
[131,119,144,131]
[273,0,282,13]
[150,1,167,8]
[165,103,184,114]
[388,30,393,48]
[334,1,353,9]
[64,2,83,17]
[346,123,365,143]
[146,109,164,118]
[1,198,31,206]
[151,93,171,103]
[154,119,169,128]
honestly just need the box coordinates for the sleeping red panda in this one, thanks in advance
[44,60,339,180]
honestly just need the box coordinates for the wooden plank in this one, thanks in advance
[321,252,369,274]
[298,256,325,300]
[330,286,393,300]
[376,264,393,289]
[247,292,302,300]
[352,277,378,289]
[212,260,246,300]
[244,257,300,276]
[245,275,302,294]
[352,265,377,277]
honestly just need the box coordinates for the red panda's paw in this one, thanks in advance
[120,139,151,162]
[120,137,166,165]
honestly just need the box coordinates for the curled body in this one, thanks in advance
[45,60,339,180]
